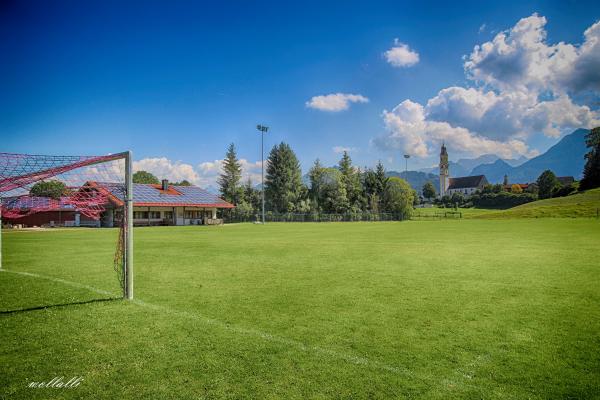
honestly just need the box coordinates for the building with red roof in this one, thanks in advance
[3,179,234,227]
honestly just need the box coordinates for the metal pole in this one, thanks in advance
[261,131,265,224]
[125,151,134,300]
[0,197,2,270]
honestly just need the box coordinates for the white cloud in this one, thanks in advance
[332,146,357,154]
[198,158,263,188]
[133,157,200,184]
[376,14,600,159]
[464,14,600,95]
[306,93,369,112]
[478,24,487,34]
[384,39,420,67]
[134,157,263,189]
[425,86,598,140]
[376,100,535,159]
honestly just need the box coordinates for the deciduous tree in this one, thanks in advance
[133,170,159,184]
[422,181,436,201]
[510,184,523,194]
[382,177,413,218]
[537,170,560,199]
[30,180,69,199]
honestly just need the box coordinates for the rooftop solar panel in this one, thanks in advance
[105,183,232,207]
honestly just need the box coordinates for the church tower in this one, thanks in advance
[439,143,449,196]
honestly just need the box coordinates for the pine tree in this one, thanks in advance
[580,127,600,191]
[265,142,305,213]
[375,161,388,194]
[218,143,244,205]
[308,159,326,211]
[374,161,388,211]
[338,151,363,212]
[321,168,349,213]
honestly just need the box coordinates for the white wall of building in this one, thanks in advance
[132,206,218,226]
[447,187,479,196]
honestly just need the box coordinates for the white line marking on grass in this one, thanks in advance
[1,269,411,376]
[2,270,116,297]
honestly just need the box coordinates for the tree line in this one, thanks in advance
[218,143,415,220]
[128,126,599,215]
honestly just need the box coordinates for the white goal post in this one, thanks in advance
[0,150,134,300]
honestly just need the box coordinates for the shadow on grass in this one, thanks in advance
[0,297,122,315]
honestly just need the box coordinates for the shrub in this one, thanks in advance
[471,192,537,209]
[552,184,577,198]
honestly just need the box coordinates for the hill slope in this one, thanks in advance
[472,188,600,219]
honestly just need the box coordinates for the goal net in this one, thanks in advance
[0,152,133,299]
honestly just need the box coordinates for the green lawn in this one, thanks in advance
[412,207,497,218]
[1,221,599,399]
[474,188,600,219]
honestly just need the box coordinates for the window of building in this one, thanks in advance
[184,210,201,219]
[164,211,173,220]
[149,211,161,219]
[133,211,148,219]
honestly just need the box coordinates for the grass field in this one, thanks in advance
[1,220,599,399]
[412,207,498,218]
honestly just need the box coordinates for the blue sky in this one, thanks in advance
[1,0,599,186]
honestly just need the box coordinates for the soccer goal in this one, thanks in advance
[0,151,134,299]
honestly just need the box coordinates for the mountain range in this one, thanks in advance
[469,128,588,183]
[419,154,527,177]
[413,128,589,187]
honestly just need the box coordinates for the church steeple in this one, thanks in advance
[439,143,449,196]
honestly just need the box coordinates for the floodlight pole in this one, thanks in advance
[404,154,410,175]
[257,124,269,224]
[124,151,134,300]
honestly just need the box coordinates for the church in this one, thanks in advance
[439,144,489,197]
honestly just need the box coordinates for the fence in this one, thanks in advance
[411,210,463,220]
[222,212,408,223]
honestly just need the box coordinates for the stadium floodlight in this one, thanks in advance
[0,151,134,300]
[256,124,269,224]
